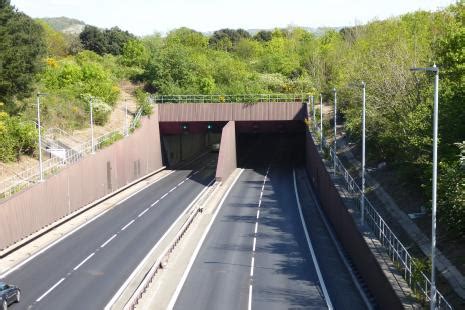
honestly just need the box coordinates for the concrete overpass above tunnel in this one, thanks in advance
[153,101,308,181]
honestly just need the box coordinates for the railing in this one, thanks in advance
[0,128,125,200]
[151,93,306,104]
[310,123,452,309]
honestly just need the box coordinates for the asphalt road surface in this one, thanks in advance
[174,133,368,310]
[3,154,217,310]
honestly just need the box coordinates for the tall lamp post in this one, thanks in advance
[333,88,337,175]
[36,93,47,182]
[411,64,439,310]
[312,95,316,128]
[320,94,323,151]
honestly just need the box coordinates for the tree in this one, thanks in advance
[209,28,251,50]
[0,0,46,113]
[254,30,273,42]
[79,25,135,56]
[36,19,69,57]
[122,39,148,67]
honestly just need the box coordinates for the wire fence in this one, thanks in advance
[310,123,452,309]
[0,128,125,200]
[151,93,306,104]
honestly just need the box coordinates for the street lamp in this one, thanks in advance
[89,96,95,154]
[349,82,367,224]
[333,88,337,175]
[36,93,47,182]
[411,64,439,310]
[124,99,129,137]
[311,95,316,128]
[320,94,323,151]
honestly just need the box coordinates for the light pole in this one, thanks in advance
[89,96,95,154]
[320,94,323,151]
[311,95,315,128]
[36,93,47,182]
[361,82,366,224]
[333,88,337,175]
[411,64,439,310]
[124,99,129,137]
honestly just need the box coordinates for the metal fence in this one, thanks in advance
[0,128,125,200]
[310,124,452,309]
[151,93,306,104]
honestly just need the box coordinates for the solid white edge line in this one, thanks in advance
[121,220,135,231]
[36,277,65,302]
[73,252,95,271]
[0,170,176,279]
[248,284,253,310]
[101,234,117,248]
[166,169,245,310]
[305,172,374,310]
[293,169,334,310]
[104,177,216,310]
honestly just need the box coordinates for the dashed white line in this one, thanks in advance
[258,199,262,207]
[121,219,135,231]
[169,187,176,193]
[252,237,257,252]
[100,234,117,248]
[254,222,258,234]
[73,252,95,271]
[36,277,65,302]
[256,209,260,219]
[160,193,168,200]
[138,208,150,218]
[248,285,253,310]
[151,199,160,207]
[250,257,255,277]
[178,180,185,186]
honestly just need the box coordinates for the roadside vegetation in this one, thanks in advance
[0,0,463,238]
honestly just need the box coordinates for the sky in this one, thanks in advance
[11,0,457,36]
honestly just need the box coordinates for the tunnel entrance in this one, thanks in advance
[236,121,306,169]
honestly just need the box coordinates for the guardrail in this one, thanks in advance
[311,123,452,309]
[151,93,306,104]
[0,128,125,200]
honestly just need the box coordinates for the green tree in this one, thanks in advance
[0,0,46,113]
[122,39,148,67]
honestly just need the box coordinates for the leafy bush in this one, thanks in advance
[0,112,37,162]
[134,88,153,116]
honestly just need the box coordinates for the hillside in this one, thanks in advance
[40,16,86,34]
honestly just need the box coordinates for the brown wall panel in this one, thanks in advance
[215,121,237,182]
[0,116,163,251]
[304,132,402,309]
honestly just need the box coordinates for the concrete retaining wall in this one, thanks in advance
[215,121,236,182]
[305,131,402,309]
[0,117,163,251]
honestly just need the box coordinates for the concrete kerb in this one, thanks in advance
[133,168,243,310]
[0,167,171,277]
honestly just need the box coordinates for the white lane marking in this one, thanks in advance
[160,193,169,200]
[107,177,217,310]
[73,252,95,271]
[248,284,253,310]
[138,208,150,218]
[258,199,262,208]
[260,191,263,199]
[169,187,176,193]
[0,169,174,279]
[254,222,258,234]
[121,220,135,231]
[100,234,117,248]
[151,200,160,207]
[36,277,65,302]
[250,256,255,277]
[167,169,245,310]
[256,209,260,219]
[293,169,333,310]
[178,181,185,186]
[252,237,257,252]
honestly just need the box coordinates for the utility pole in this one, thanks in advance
[361,82,366,224]
[90,97,95,154]
[36,93,46,182]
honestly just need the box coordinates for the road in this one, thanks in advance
[174,134,368,309]
[3,154,217,310]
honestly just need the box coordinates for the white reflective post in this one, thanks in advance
[36,94,44,182]
[90,97,95,154]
